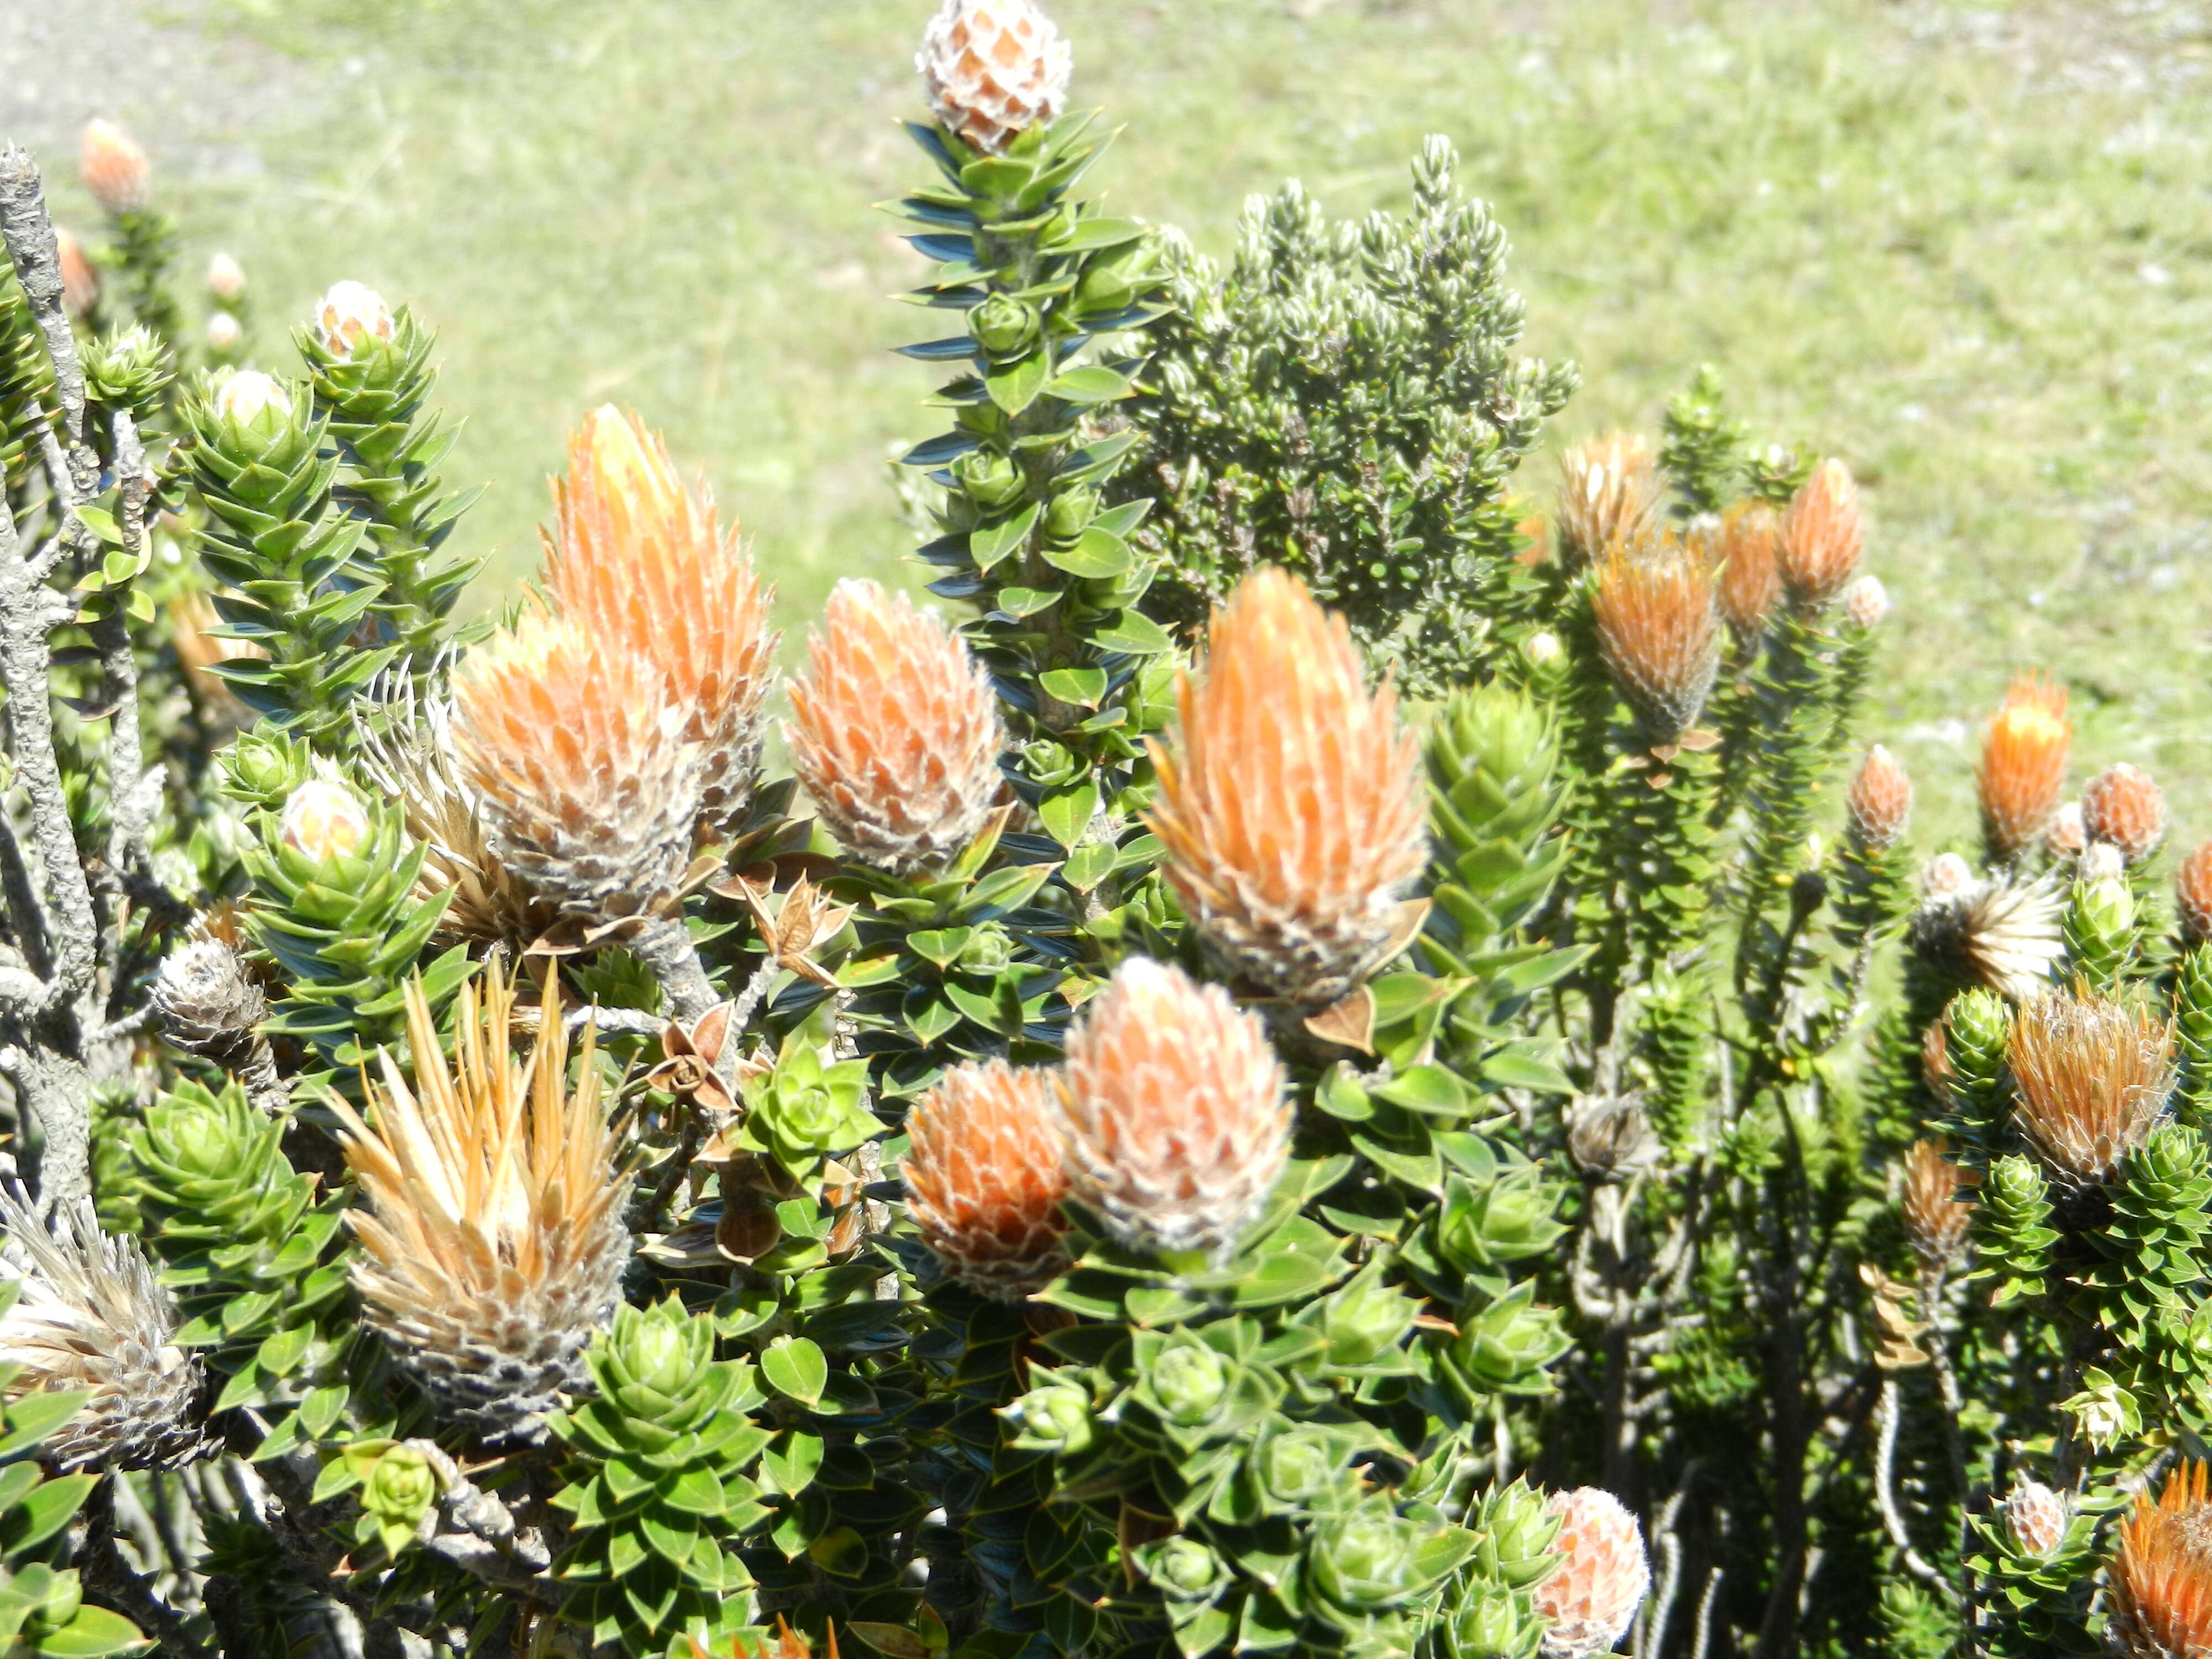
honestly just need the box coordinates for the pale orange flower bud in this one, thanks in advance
[205,252,246,304]
[2005,1479,2068,1559]
[214,369,292,429]
[1535,1488,1651,1659]
[453,613,703,926]
[1922,1020,1953,1107]
[1841,573,1890,630]
[544,407,776,833]
[904,1060,1068,1300]
[2008,987,2172,1187]
[55,228,98,322]
[1147,568,1426,1011]
[2110,1462,2212,1659]
[2178,842,2212,948]
[1555,434,1662,571]
[786,580,1004,873]
[312,280,394,361]
[2046,801,2086,860]
[1922,853,1974,900]
[1058,958,1289,1262]
[1713,500,1781,635]
[1977,674,2069,865]
[1898,1138,1978,1271]
[1778,457,1864,612]
[204,311,242,355]
[1846,744,1912,853]
[1591,536,1720,745]
[917,0,1072,155]
[280,779,370,863]
[79,119,149,214]
[2083,762,2167,866]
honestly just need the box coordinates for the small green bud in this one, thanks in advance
[1042,486,1098,546]
[358,1444,439,1557]
[957,450,1025,511]
[1074,255,1140,316]
[968,294,1042,359]
[212,369,300,452]
[1446,1585,1527,1659]
[1453,1289,1569,1395]
[1147,1341,1229,1428]
[1474,1480,1561,1589]
[82,324,173,416]
[23,1570,82,1635]
[1311,1506,1421,1613]
[2059,1366,2138,1452]
[956,922,1014,974]
[1316,1270,1418,1366]
[1146,1537,1223,1601]
[1006,1381,1095,1453]
[620,1315,696,1400]
[1255,1428,1344,1507]
[2063,872,2135,988]
[1438,1169,1564,1270]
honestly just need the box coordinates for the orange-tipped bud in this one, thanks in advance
[2110,1462,2212,1659]
[1922,1020,1954,1105]
[904,1060,1068,1300]
[1058,958,1288,1261]
[1977,673,2070,865]
[1713,500,1781,634]
[917,0,1072,155]
[2008,987,2172,1187]
[1846,744,1913,853]
[205,252,246,304]
[2179,842,2212,948]
[2046,801,2086,860]
[79,119,149,215]
[1591,536,1720,745]
[1535,1488,1651,1659]
[312,280,394,361]
[786,580,1004,874]
[55,228,98,322]
[1555,434,1662,570]
[545,406,776,833]
[453,613,702,926]
[1146,568,1426,1011]
[280,779,370,863]
[2083,762,2167,866]
[1778,457,1864,612]
[1899,1138,1979,1271]
[2005,1479,2068,1559]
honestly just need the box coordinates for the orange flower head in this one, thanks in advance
[1146,568,1427,1011]
[1778,457,1864,612]
[917,0,1072,154]
[1591,535,1721,745]
[1846,744,1913,853]
[1535,1488,1651,1659]
[904,1060,1068,1300]
[2083,762,2168,866]
[79,119,149,214]
[2179,842,2212,948]
[1978,674,2070,865]
[453,612,702,927]
[785,579,1004,873]
[545,406,776,833]
[1058,958,1289,1262]
[1555,434,1662,570]
[2111,1461,2212,1659]
[1898,1138,1979,1271]
[2008,985,2173,1187]
[55,228,98,322]
[1713,500,1782,635]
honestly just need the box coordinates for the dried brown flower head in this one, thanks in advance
[904,1060,1068,1300]
[2083,762,2168,866]
[2008,986,2173,1186]
[1778,456,1863,611]
[1899,1138,1979,1271]
[1555,434,1662,571]
[1058,957,1289,1262]
[1846,744,1913,853]
[786,580,1004,874]
[1591,534,1721,745]
[544,406,776,833]
[1978,674,2070,865]
[917,0,1073,154]
[2110,1461,2212,1659]
[1146,568,1426,1012]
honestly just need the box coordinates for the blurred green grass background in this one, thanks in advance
[76,0,2212,844]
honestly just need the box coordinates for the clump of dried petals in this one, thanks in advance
[2008,986,2173,1187]
[1591,535,1721,745]
[786,580,1004,874]
[1555,434,1662,570]
[1535,1488,1651,1659]
[2110,1461,2212,1659]
[1978,674,2070,865]
[544,406,776,833]
[1899,1138,1979,1272]
[1146,568,1426,1012]
[917,0,1073,155]
[904,1060,1068,1299]
[2083,762,2168,866]
[1777,457,1863,612]
[1058,958,1289,1262]
[1846,744,1912,853]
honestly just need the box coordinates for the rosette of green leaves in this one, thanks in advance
[891,111,1174,905]
[181,372,384,747]
[1936,988,2012,1164]
[1963,1494,2104,1659]
[2073,1123,2212,1411]
[827,814,1067,1100]
[79,324,173,433]
[241,796,464,1081]
[2177,947,2212,1125]
[730,1011,880,1188]
[124,1079,352,1431]
[0,1338,146,1659]
[1966,1154,2057,1310]
[1429,1480,1560,1659]
[550,1297,774,1655]
[298,306,482,672]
